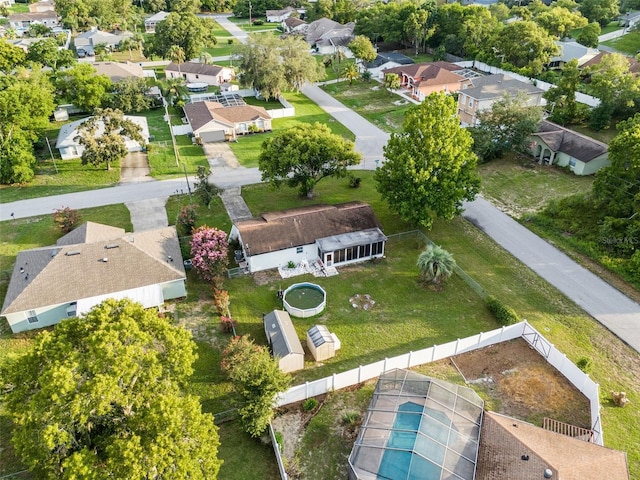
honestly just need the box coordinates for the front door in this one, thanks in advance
[326,253,333,266]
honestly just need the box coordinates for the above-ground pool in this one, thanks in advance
[283,282,326,318]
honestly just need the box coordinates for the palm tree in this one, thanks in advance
[161,77,188,106]
[342,63,359,85]
[199,52,214,65]
[168,45,186,76]
[417,245,456,285]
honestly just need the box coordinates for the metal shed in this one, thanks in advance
[263,310,304,373]
[307,324,341,361]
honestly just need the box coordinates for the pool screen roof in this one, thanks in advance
[348,369,484,480]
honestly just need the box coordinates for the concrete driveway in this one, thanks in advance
[120,151,152,183]
[202,142,241,170]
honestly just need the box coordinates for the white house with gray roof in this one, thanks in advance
[530,120,609,175]
[457,74,545,126]
[144,11,170,33]
[1,223,187,333]
[549,41,600,69]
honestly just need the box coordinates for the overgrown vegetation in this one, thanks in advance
[485,296,521,325]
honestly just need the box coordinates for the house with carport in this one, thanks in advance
[165,61,235,86]
[383,61,470,101]
[182,101,271,142]
[1,223,187,333]
[529,120,609,175]
[229,202,387,274]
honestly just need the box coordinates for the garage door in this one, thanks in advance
[199,130,226,143]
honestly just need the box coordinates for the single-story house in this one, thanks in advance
[1,223,187,333]
[92,61,144,82]
[365,52,414,80]
[144,10,170,33]
[74,28,133,50]
[182,101,271,142]
[530,120,609,175]
[282,16,307,33]
[229,202,387,273]
[165,61,235,86]
[266,6,295,22]
[549,40,600,69]
[55,115,150,160]
[28,0,55,12]
[263,310,305,373]
[383,61,471,100]
[305,17,355,55]
[476,411,629,479]
[9,11,60,29]
[457,74,545,126]
[619,10,640,30]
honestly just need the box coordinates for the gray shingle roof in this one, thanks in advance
[234,202,383,256]
[165,61,228,76]
[463,74,543,100]
[264,310,304,358]
[534,120,608,163]
[2,225,185,315]
[183,101,270,132]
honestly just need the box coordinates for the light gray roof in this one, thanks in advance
[165,61,230,76]
[316,228,387,252]
[93,61,144,81]
[74,29,132,46]
[305,18,355,46]
[264,310,304,358]
[533,120,608,163]
[2,225,185,315]
[552,41,599,65]
[144,11,170,23]
[463,74,543,100]
[55,115,150,150]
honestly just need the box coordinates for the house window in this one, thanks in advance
[296,246,303,253]
[195,75,199,79]
[469,99,474,108]
[27,310,38,324]
[569,158,576,167]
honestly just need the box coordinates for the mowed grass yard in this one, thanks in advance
[602,30,640,55]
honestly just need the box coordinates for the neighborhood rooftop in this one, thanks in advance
[183,101,271,131]
[165,61,230,76]
[234,202,383,256]
[534,120,608,163]
[462,74,544,99]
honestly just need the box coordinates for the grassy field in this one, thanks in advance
[228,91,355,168]
[322,80,411,133]
[602,30,640,55]
[478,154,594,217]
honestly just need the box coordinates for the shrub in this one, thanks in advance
[287,260,296,269]
[274,431,284,451]
[190,226,229,286]
[253,19,264,25]
[302,398,318,412]
[576,357,592,373]
[213,289,231,317]
[219,316,237,334]
[485,296,520,325]
[227,38,234,44]
[176,204,198,236]
[341,411,361,427]
[349,174,361,188]
[52,206,81,234]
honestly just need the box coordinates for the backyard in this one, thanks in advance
[601,30,640,55]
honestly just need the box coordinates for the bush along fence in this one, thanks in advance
[275,320,603,447]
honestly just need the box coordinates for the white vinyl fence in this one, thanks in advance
[276,321,603,446]
[269,422,288,480]
[454,60,601,107]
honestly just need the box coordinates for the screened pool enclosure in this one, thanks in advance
[348,369,484,480]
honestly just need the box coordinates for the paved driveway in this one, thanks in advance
[120,151,152,183]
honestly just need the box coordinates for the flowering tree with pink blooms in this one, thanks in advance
[189,226,229,286]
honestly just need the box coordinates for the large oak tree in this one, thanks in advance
[259,122,361,198]
[1,299,222,479]
[375,92,480,228]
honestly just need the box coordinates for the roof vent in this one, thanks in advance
[544,469,553,479]
[65,250,81,256]
[105,243,120,249]
[101,257,108,262]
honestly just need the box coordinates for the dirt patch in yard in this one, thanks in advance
[452,338,591,428]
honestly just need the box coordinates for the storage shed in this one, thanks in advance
[264,310,305,373]
[307,325,341,361]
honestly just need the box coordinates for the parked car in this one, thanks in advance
[76,48,86,58]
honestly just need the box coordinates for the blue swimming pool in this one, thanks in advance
[377,402,453,480]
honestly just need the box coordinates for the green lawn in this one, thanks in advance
[323,80,411,133]
[228,91,355,168]
[316,56,357,82]
[478,154,594,217]
[571,21,621,38]
[8,3,29,12]
[601,31,640,55]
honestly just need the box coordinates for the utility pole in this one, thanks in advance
[45,136,58,173]
[183,163,193,203]
[248,0,252,25]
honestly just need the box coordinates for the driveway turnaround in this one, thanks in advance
[463,197,640,353]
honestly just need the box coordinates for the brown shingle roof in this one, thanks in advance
[165,61,227,76]
[57,222,125,246]
[2,225,185,315]
[534,120,608,163]
[183,101,270,131]
[581,51,640,75]
[234,202,383,256]
[93,61,144,81]
[284,17,306,28]
[477,412,629,480]
[384,61,461,79]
